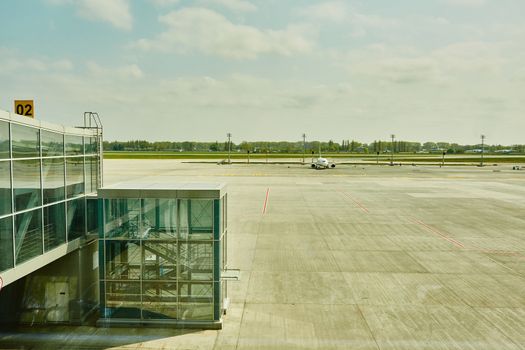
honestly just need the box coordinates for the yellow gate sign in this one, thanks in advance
[14,100,34,118]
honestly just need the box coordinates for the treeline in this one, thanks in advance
[103,140,525,154]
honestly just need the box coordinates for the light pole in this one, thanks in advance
[390,134,395,165]
[442,150,446,167]
[480,134,485,167]
[302,133,306,164]
[227,133,232,164]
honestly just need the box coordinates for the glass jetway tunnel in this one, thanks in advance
[97,183,228,329]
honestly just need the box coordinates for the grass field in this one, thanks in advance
[103,151,525,164]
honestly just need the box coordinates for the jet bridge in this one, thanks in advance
[97,182,230,329]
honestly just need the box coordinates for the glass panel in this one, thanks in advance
[0,120,9,159]
[66,157,84,197]
[180,282,213,300]
[43,203,66,251]
[104,199,118,238]
[87,197,98,235]
[179,199,213,240]
[93,156,100,189]
[178,302,214,321]
[221,196,225,234]
[15,209,42,264]
[104,240,141,280]
[41,130,64,157]
[179,242,213,281]
[43,158,65,204]
[85,156,99,193]
[225,194,228,230]
[141,199,177,239]
[104,199,139,239]
[84,137,98,154]
[104,281,141,319]
[12,124,39,158]
[104,199,173,239]
[142,241,178,280]
[13,159,41,212]
[142,281,178,319]
[65,135,83,155]
[0,161,12,216]
[0,216,14,272]
[179,282,214,320]
[67,198,85,240]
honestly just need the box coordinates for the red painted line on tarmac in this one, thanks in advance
[410,218,525,266]
[262,188,270,214]
[477,249,519,256]
[467,246,525,261]
[410,217,464,248]
[342,192,369,213]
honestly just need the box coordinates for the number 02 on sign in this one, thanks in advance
[14,100,34,118]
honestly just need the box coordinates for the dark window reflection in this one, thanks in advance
[67,198,85,241]
[13,159,41,212]
[87,197,98,235]
[44,203,66,251]
[85,137,98,154]
[0,120,9,159]
[12,124,39,158]
[0,216,14,272]
[85,156,99,193]
[15,209,42,264]
[0,161,11,216]
[41,130,64,157]
[66,157,84,197]
[65,135,83,155]
[43,158,65,204]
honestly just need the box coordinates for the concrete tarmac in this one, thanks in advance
[2,160,524,349]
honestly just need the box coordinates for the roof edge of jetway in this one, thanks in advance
[98,182,227,199]
[0,109,98,137]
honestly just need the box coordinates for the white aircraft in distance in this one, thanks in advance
[311,157,336,169]
[311,146,336,169]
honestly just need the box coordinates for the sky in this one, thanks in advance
[0,0,524,144]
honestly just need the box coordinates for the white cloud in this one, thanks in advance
[298,2,399,38]
[432,41,508,73]
[44,0,73,4]
[378,57,439,84]
[133,8,314,59]
[153,74,338,110]
[150,0,180,7]
[86,62,144,79]
[333,39,512,86]
[204,0,256,13]
[47,0,133,30]
[444,0,486,7]
[52,59,75,71]
[350,12,399,30]
[149,0,256,12]
[1,47,524,143]
[118,64,144,79]
[0,48,74,74]
[298,1,348,23]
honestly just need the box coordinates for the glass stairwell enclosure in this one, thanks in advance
[98,183,227,329]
